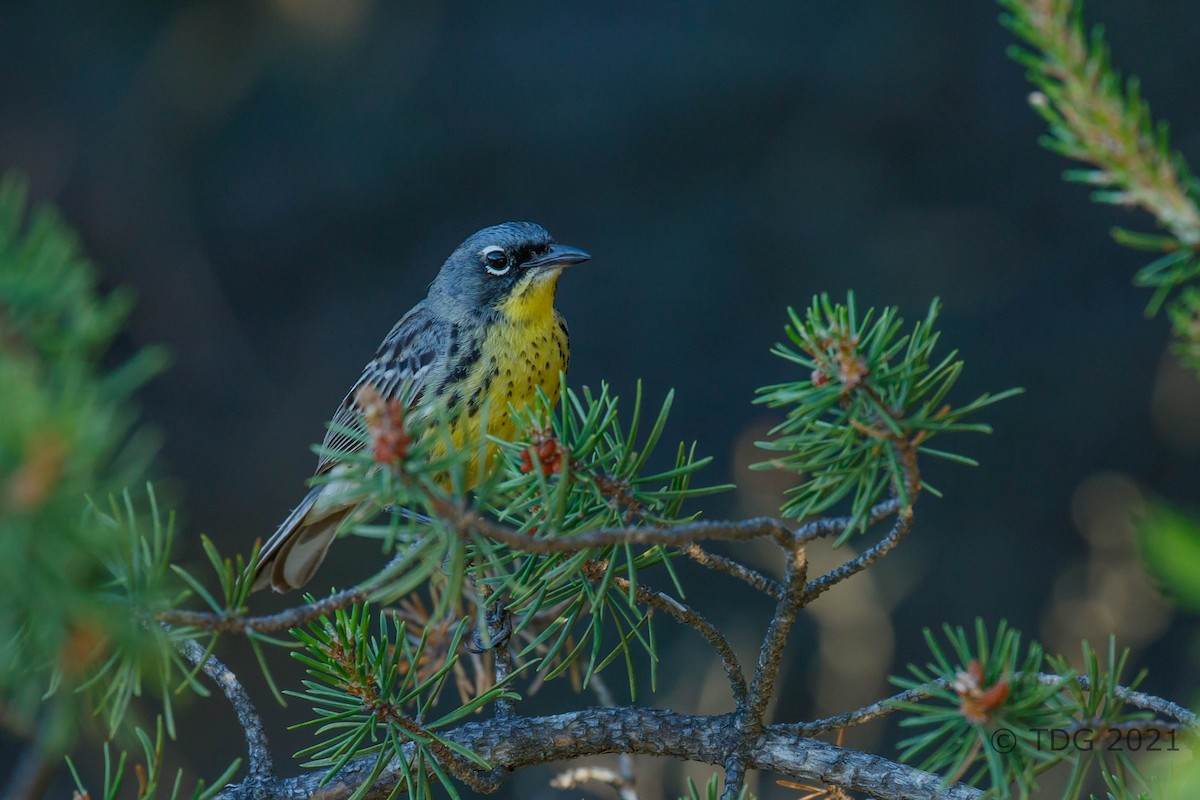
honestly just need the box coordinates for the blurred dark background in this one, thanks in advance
[3,1,1200,797]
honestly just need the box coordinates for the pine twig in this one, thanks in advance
[174,636,274,778]
[802,439,919,604]
[477,597,516,720]
[1046,674,1199,727]
[583,563,748,707]
[742,542,809,737]
[722,539,807,800]
[1004,0,1200,246]
[153,510,858,640]
[722,757,748,800]
[681,543,784,600]
[786,685,937,737]
[456,510,797,551]
[800,505,915,605]
[793,498,902,544]
[725,445,918,800]
[159,585,368,634]
[782,674,1200,738]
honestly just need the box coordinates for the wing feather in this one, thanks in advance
[316,303,446,474]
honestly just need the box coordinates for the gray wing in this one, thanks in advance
[316,302,447,475]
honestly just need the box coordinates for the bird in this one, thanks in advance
[252,222,590,593]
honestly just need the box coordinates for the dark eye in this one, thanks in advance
[483,248,509,275]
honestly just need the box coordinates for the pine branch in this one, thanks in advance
[722,441,919,797]
[158,583,369,633]
[467,590,516,720]
[793,497,902,544]
[174,636,274,778]
[73,660,1187,800]
[455,508,798,551]
[582,672,640,800]
[743,542,808,737]
[721,537,809,798]
[154,508,887,638]
[788,684,938,737]
[1008,0,1200,242]
[211,708,984,800]
[677,498,905,601]
[1044,674,1198,727]
[489,635,516,722]
[801,504,916,604]
[16,260,1018,798]
[681,543,784,600]
[1003,0,1200,334]
[582,562,748,707]
[782,674,1199,737]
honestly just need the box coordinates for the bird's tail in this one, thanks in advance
[252,486,352,593]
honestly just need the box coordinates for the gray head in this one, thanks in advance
[428,222,590,316]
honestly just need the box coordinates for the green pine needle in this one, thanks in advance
[755,294,1018,536]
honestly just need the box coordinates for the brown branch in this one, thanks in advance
[191,669,1200,800]
[1046,674,1200,727]
[722,757,747,800]
[783,674,1200,738]
[800,436,919,603]
[800,504,915,604]
[458,510,797,551]
[714,444,918,797]
[1012,0,1200,246]
[585,672,639,798]
[174,636,274,778]
[584,563,748,707]
[793,498,901,544]
[681,543,784,599]
[742,543,808,736]
[477,595,516,720]
[787,684,935,737]
[490,644,515,721]
[725,445,917,798]
[685,500,901,595]
[153,505,897,639]
[451,500,903,556]
[158,585,367,634]
[211,708,984,800]
[722,537,808,799]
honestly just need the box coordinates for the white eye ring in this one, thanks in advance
[481,245,510,276]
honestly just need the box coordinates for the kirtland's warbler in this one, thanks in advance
[252,222,589,592]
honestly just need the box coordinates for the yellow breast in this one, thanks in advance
[438,274,569,487]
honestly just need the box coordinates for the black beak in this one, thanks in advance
[522,243,591,270]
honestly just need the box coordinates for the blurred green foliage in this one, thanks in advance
[0,172,169,750]
[1137,504,1200,612]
